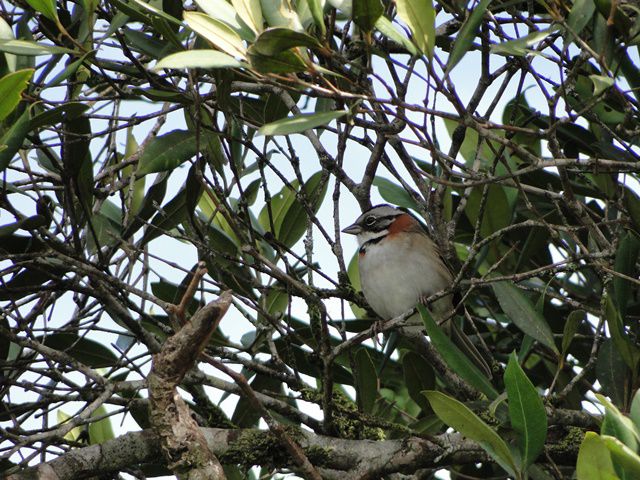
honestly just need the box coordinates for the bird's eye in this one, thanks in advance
[364,216,376,227]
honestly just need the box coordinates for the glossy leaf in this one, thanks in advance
[601,435,640,477]
[491,27,560,56]
[89,405,115,444]
[0,109,30,172]
[419,305,498,399]
[251,27,322,55]
[184,12,247,59]
[153,50,244,70]
[0,39,72,55]
[576,432,618,480]
[194,0,256,40]
[613,233,640,317]
[57,410,82,442]
[355,348,377,413]
[504,352,547,470]
[25,0,58,21]
[30,102,89,129]
[402,351,435,412]
[373,177,419,210]
[424,390,517,476]
[566,0,596,37]
[0,17,16,72]
[597,394,640,449]
[278,171,327,247]
[492,282,559,354]
[447,0,490,72]
[0,69,33,122]
[38,333,118,368]
[352,0,382,33]
[562,310,584,356]
[136,130,198,176]
[374,16,418,55]
[230,0,263,35]
[258,110,347,136]
[596,339,630,409]
[305,0,325,34]
[141,186,196,246]
[395,0,435,56]
[247,46,307,73]
[260,0,304,30]
[631,390,640,429]
[605,295,640,371]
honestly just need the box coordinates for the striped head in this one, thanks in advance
[342,204,423,252]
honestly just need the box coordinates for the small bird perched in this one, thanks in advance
[342,204,454,321]
[342,204,490,374]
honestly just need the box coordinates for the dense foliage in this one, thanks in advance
[1,0,640,477]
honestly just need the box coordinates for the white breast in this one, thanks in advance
[358,233,452,320]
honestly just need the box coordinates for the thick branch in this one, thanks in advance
[147,291,232,480]
[7,424,587,480]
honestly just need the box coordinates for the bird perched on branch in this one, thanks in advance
[342,203,490,376]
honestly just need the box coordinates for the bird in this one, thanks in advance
[342,203,491,375]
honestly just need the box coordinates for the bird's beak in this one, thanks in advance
[342,223,362,235]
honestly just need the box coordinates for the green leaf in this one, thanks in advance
[597,394,640,449]
[184,12,247,59]
[601,435,640,477]
[57,410,82,442]
[251,27,322,55]
[374,16,418,55]
[424,390,517,476]
[0,70,33,122]
[446,0,490,72]
[153,50,244,70]
[230,0,263,35]
[25,0,58,22]
[504,352,547,470]
[576,432,618,480]
[30,103,89,130]
[355,348,378,413]
[136,130,198,176]
[631,390,640,429]
[395,0,435,56]
[624,190,640,234]
[562,310,584,356]
[194,0,256,41]
[419,306,498,399]
[566,0,596,37]
[39,333,118,368]
[0,109,30,172]
[260,0,304,30]
[613,233,640,318]
[0,39,73,55]
[0,17,17,72]
[141,184,199,246]
[277,171,327,247]
[492,282,559,354]
[305,0,326,35]
[402,351,435,413]
[352,0,383,33]
[89,405,115,444]
[247,45,307,73]
[596,339,630,409]
[465,185,512,238]
[258,110,347,136]
[372,177,419,210]
[590,74,615,97]
[604,294,640,371]
[491,27,560,56]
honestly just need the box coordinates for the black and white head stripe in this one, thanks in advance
[346,204,405,250]
[355,204,404,231]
